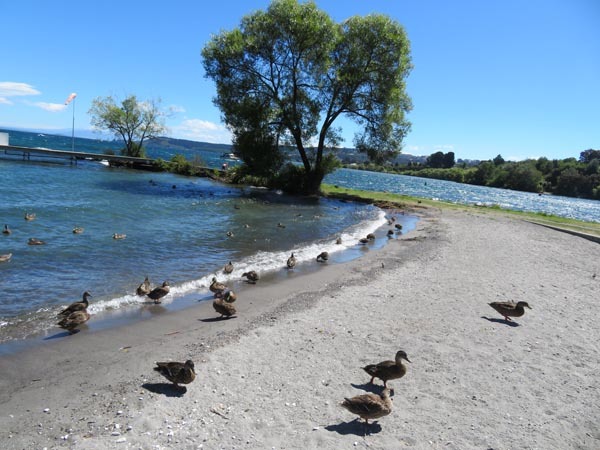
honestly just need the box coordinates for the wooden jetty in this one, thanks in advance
[0,144,157,170]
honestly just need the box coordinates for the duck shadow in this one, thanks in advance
[350,382,385,394]
[43,330,76,340]
[481,316,520,327]
[199,316,236,322]
[141,382,187,397]
[325,419,382,436]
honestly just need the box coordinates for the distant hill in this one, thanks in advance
[147,136,233,154]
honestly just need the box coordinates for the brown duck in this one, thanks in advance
[209,277,227,294]
[341,387,394,424]
[2,224,11,235]
[154,360,196,387]
[136,276,151,296]
[213,298,236,318]
[223,261,234,274]
[363,350,411,387]
[488,301,532,321]
[58,291,92,316]
[286,252,297,269]
[57,310,90,334]
[242,270,259,284]
[147,281,170,304]
[316,251,329,262]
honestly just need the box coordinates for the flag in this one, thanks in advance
[64,93,77,105]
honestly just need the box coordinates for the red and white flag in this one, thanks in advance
[64,93,77,105]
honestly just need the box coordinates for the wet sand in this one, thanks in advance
[0,206,598,449]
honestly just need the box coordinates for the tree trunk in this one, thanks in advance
[303,167,326,196]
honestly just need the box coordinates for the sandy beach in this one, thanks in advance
[0,205,599,450]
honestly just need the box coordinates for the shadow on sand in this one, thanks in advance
[325,419,382,436]
[199,316,236,323]
[350,382,385,394]
[481,316,520,327]
[142,382,187,397]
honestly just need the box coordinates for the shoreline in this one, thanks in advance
[1,206,599,449]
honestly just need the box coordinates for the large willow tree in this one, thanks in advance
[202,0,412,194]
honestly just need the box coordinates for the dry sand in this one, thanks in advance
[0,206,599,450]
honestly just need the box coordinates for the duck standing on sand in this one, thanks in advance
[136,276,151,296]
[316,251,329,262]
[488,301,532,322]
[341,387,394,424]
[223,261,234,274]
[58,291,92,316]
[286,252,296,269]
[147,281,170,304]
[154,360,196,388]
[57,310,91,334]
[209,277,227,295]
[363,350,411,387]
[2,224,11,235]
[242,270,259,284]
[213,298,237,318]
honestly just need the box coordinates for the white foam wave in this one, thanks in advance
[86,210,388,315]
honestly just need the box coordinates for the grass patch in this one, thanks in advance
[321,184,600,237]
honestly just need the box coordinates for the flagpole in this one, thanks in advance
[71,96,75,152]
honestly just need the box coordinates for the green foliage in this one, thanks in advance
[89,95,167,158]
[426,151,455,169]
[202,0,412,194]
[154,154,207,176]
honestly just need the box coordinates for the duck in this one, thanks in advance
[359,237,369,244]
[242,270,259,284]
[363,350,411,387]
[209,277,227,294]
[286,252,296,269]
[341,387,394,424]
[113,233,126,240]
[394,223,403,230]
[213,298,237,318]
[277,222,286,228]
[316,251,329,262]
[226,231,235,238]
[223,261,234,274]
[2,224,11,235]
[24,213,36,221]
[366,233,375,240]
[387,230,394,237]
[58,291,92,317]
[335,237,342,245]
[147,281,170,304]
[488,301,532,321]
[28,237,45,245]
[222,290,237,303]
[0,253,12,263]
[153,360,196,387]
[72,226,84,234]
[136,276,151,296]
[57,310,90,334]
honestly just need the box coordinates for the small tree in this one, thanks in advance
[89,95,167,157]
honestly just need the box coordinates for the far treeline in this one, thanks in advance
[349,149,600,200]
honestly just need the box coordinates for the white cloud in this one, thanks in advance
[0,81,41,97]
[172,119,231,143]
[0,97,13,105]
[168,104,186,114]
[34,102,67,112]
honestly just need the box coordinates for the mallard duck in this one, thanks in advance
[488,301,532,321]
[24,213,36,221]
[209,277,227,294]
[57,310,90,334]
[136,276,151,296]
[359,237,369,244]
[153,360,196,387]
[213,298,236,318]
[28,237,45,245]
[394,223,403,230]
[341,387,394,424]
[335,237,342,245]
[113,233,126,240]
[2,224,11,235]
[223,290,237,303]
[0,253,12,262]
[147,281,170,304]
[286,252,296,269]
[242,270,259,284]
[366,233,375,240]
[387,230,394,237]
[316,251,329,262]
[72,226,84,234]
[223,261,234,274]
[277,222,286,228]
[363,350,411,387]
[226,231,234,238]
[58,291,92,316]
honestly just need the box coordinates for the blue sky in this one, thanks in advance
[1,0,598,161]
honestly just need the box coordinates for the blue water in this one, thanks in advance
[326,169,600,223]
[0,136,398,346]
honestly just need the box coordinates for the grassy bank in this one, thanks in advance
[321,183,600,238]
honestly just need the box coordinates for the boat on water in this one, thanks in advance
[221,152,241,161]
